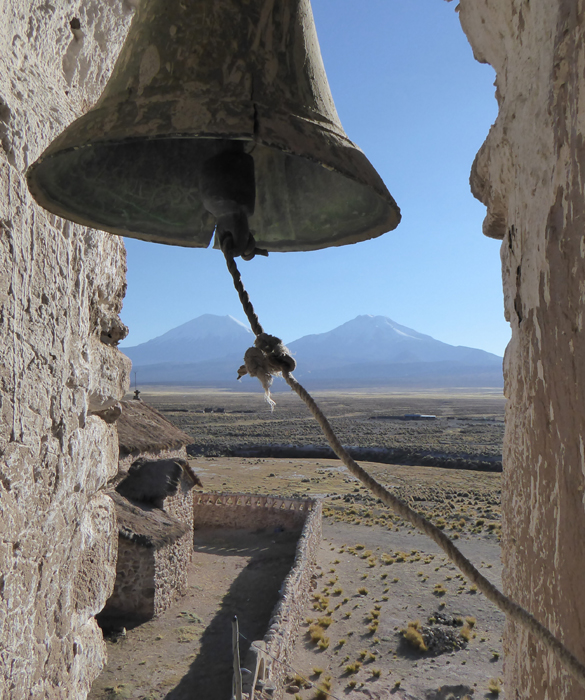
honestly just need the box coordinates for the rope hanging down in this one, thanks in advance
[222,246,585,690]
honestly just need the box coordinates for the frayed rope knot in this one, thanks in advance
[237,333,296,409]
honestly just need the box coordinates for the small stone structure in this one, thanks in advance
[98,491,190,629]
[193,492,323,699]
[98,400,200,629]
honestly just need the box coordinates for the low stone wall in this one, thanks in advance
[257,501,322,699]
[99,539,155,627]
[193,492,316,532]
[159,480,195,614]
[192,491,322,700]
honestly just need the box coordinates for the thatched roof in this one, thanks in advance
[117,400,192,454]
[117,457,184,504]
[109,491,188,549]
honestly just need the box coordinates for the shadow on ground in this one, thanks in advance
[164,528,299,700]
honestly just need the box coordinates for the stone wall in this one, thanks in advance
[100,539,156,626]
[192,492,322,698]
[155,476,194,615]
[0,1,132,697]
[243,500,323,700]
[193,492,315,532]
[460,1,585,697]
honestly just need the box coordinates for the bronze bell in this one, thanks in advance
[27,0,400,254]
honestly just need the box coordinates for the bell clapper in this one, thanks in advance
[200,147,266,260]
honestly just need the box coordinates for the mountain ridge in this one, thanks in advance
[121,313,503,388]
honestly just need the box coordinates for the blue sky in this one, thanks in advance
[120,0,510,357]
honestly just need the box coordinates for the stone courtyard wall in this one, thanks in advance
[460,1,585,697]
[194,492,322,700]
[193,492,314,532]
[0,1,132,697]
[259,500,323,699]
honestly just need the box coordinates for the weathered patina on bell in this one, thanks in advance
[27,0,400,252]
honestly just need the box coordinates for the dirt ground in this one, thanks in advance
[287,520,504,700]
[89,453,504,700]
[89,526,300,700]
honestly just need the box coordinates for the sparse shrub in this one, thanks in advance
[318,616,333,628]
[289,673,306,688]
[460,624,472,642]
[465,616,476,628]
[347,680,357,689]
[345,661,362,675]
[372,668,382,678]
[367,621,379,633]
[357,587,369,596]
[312,667,324,677]
[344,611,352,619]
[313,675,332,699]
[469,584,478,594]
[491,651,500,661]
[488,678,502,695]
[317,638,330,650]
[308,624,327,645]
[433,584,447,596]
[402,620,427,652]
[358,649,368,660]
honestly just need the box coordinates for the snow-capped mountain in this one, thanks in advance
[121,314,253,366]
[287,315,501,369]
[120,314,503,388]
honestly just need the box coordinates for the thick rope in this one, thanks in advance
[222,249,585,689]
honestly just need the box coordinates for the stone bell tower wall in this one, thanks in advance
[460,1,585,697]
[0,2,132,698]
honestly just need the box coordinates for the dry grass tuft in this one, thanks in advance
[402,620,427,652]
